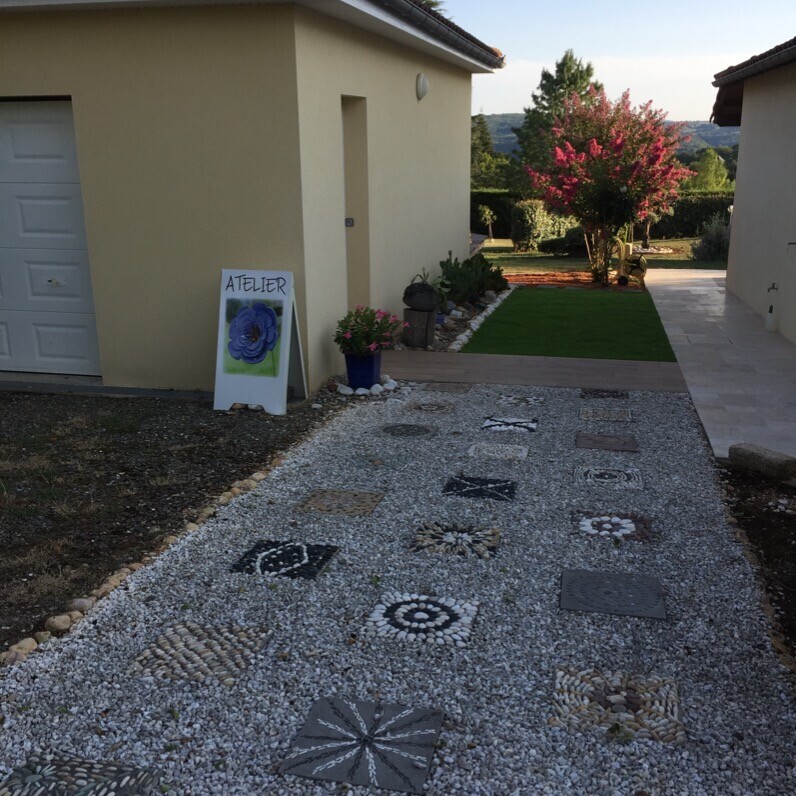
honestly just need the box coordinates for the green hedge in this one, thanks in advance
[639,193,734,239]
[470,190,516,238]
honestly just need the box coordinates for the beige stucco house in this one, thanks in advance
[712,37,796,344]
[0,0,502,391]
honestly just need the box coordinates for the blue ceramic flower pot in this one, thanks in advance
[345,353,382,390]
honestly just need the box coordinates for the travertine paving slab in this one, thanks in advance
[298,489,384,516]
[232,540,338,580]
[575,432,639,452]
[560,569,666,619]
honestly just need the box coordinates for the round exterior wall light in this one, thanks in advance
[416,73,429,100]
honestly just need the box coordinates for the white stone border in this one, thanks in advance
[447,286,516,352]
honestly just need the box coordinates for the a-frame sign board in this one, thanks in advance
[213,269,307,415]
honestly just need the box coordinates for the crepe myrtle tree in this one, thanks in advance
[526,88,693,284]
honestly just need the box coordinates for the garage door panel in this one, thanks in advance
[0,183,87,250]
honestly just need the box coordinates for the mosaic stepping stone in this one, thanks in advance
[0,752,160,795]
[580,407,633,422]
[422,381,471,393]
[481,416,538,433]
[580,389,629,399]
[496,393,544,406]
[232,540,339,580]
[130,622,269,684]
[559,569,666,619]
[574,466,643,489]
[382,424,436,437]
[571,511,651,542]
[299,489,384,516]
[442,474,516,502]
[365,592,478,647]
[280,697,443,794]
[575,432,639,452]
[407,400,455,413]
[410,521,500,559]
[467,442,528,461]
[551,668,685,744]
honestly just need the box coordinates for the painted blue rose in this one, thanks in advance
[227,303,279,364]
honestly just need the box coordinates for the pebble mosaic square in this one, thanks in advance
[407,400,455,413]
[410,521,500,559]
[232,540,339,580]
[574,466,643,490]
[571,511,652,542]
[365,592,479,647]
[381,424,436,438]
[551,668,685,744]
[299,489,385,516]
[560,569,666,619]
[442,474,516,502]
[130,622,269,684]
[497,394,545,406]
[422,382,471,393]
[575,432,639,452]
[467,442,528,461]
[579,407,633,422]
[580,389,629,399]
[0,752,159,795]
[482,416,538,433]
[279,697,443,794]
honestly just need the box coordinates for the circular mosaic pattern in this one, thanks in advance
[410,521,500,559]
[408,400,455,413]
[562,573,663,615]
[381,424,435,437]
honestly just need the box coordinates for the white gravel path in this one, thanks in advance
[1,384,794,795]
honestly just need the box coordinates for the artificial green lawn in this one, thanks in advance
[462,288,676,362]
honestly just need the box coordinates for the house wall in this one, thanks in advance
[293,8,472,385]
[0,7,306,391]
[727,61,796,343]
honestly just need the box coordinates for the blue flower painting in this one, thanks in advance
[224,300,282,376]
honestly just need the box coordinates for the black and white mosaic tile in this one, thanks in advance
[552,668,685,744]
[580,389,629,399]
[410,521,500,559]
[130,622,269,684]
[559,569,666,619]
[572,511,651,542]
[496,394,545,406]
[232,540,339,580]
[467,442,528,461]
[382,424,436,438]
[279,697,443,794]
[407,400,455,413]
[299,489,385,517]
[442,474,516,502]
[579,407,633,422]
[365,592,478,647]
[481,416,538,433]
[575,432,639,452]
[0,753,159,795]
[574,466,643,489]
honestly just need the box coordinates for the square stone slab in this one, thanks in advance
[580,389,629,399]
[232,540,339,580]
[130,622,269,684]
[560,569,666,619]
[576,432,639,452]
[382,424,437,438]
[0,752,160,794]
[467,442,528,461]
[574,466,643,489]
[422,381,471,393]
[280,696,443,794]
[580,407,633,422]
[551,667,685,743]
[481,416,538,433]
[443,474,516,502]
[364,592,478,646]
[410,521,500,559]
[298,489,385,516]
[571,511,652,542]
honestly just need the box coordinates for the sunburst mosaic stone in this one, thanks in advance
[382,424,436,438]
[572,511,651,542]
[410,521,500,559]
[443,474,516,502]
[407,400,455,413]
[560,569,666,619]
[551,668,685,744]
[0,752,159,795]
[579,407,633,422]
[467,442,528,461]
[298,489,384,516]
[481,416,538,433]
[279,697,443,794]
[365,592,478,647]
[574,466,643,489]
[232,540,339,580]
[130,622,268,684]
[580,389,629,399]
[496,394,544,406]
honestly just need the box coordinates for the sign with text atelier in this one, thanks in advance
[213,269,306,415]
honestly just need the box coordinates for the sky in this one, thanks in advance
[443,0,796,121]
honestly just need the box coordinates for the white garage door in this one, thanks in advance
[0,101,100,375]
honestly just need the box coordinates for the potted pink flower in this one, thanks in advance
[334,305,405,389]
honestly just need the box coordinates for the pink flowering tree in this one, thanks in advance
[526,88,693,284]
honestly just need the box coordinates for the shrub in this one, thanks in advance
[641,193,733,239]
[538,225,588,257]
[439,252,508,304]
[511,199,555,251]
[691,213,730,262]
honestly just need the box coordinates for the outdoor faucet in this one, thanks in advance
[767,282,779,293]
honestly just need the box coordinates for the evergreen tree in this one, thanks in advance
[682,148,733,191]
[471,113,509,189]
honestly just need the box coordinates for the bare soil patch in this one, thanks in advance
[0,389,341,648]
[505,271,642,291]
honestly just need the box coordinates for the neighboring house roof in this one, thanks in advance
[711,35,796,126]
[0,0,505,73]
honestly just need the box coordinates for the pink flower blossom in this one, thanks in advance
[367,342,378,352]
[343,331,352,339]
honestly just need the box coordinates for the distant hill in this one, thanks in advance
[482,113,740,156]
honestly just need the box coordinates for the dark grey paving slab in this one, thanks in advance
[575,432,639,452]
[231,540,338,579]
[580,407,633,422]
[0,752,159,794]
[580,388,629,399]
[442,474,516,502]
[382,424,437,437]
[574,466,643,489]
[279,697,443,794]
[560,569,666,619]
